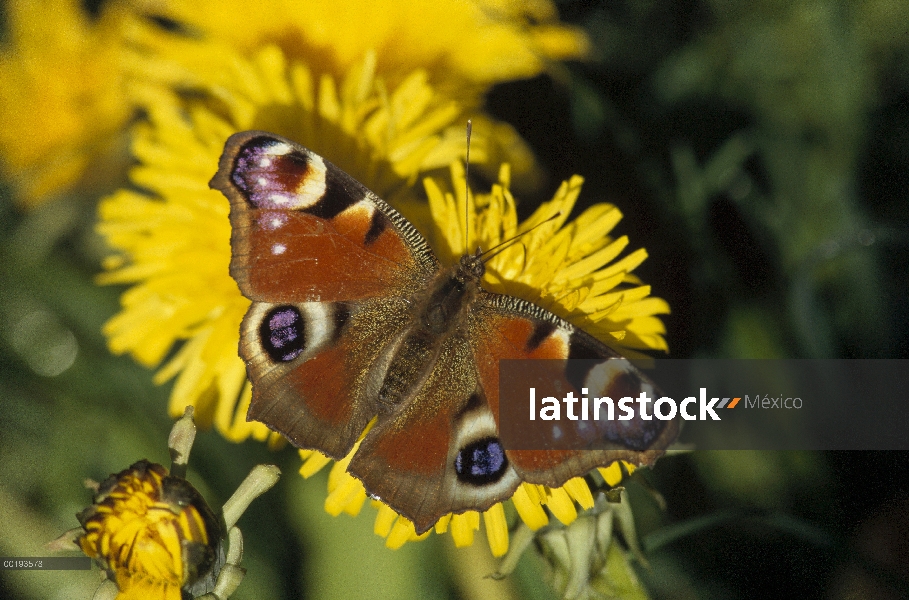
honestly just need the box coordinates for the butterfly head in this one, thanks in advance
[457,248,486,284]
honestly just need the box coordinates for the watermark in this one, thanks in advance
[0,557,91,570]
[528,388,749,421]
[743,395,802,409]
[499,359,908,451]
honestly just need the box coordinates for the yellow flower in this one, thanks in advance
[128,0,589,94]
[0,0,131,207]
[0,0,581,207]
[98,46,469,442]
[73,407,280,600]
[297,163,668,556]
[77,460,219,600]
[426,161,670,353]
[119,0,586,190]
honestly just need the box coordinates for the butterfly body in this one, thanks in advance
[375,253,483,409]
[211,131,677,533]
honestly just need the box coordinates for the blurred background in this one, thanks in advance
[1,1,907,599]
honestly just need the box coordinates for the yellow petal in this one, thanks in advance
[610,297,673,322]
[563,477,595,510]
[545,487,578,525]
[434,514,452,534]
[450,511,480,547]
[386,516,416,549]
[298,452,333,479]
[598,462,636,487]
[373,503,398,538]
[512,483,549,530]
[324,474,365,516]
[483,503,509,557]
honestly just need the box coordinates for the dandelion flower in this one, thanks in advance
[0,0,132,207]
[77,460,218,600]
[0,0,582,206]
[425,161,670,353]
[73,409,279,600]
[127,0,589,94]
[119,0,586,189]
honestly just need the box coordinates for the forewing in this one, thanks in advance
[210,131,438,303]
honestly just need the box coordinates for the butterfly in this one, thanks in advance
[210,131,678,534]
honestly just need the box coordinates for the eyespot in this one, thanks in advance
[259,306,305,362]
[454,437,508,486]
[230,137,325,210]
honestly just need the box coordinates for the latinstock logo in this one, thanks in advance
[527,387,745,422]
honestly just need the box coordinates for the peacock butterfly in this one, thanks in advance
[210,131,678,534]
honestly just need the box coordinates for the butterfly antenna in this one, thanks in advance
[464,120,472,253]
[479,212,562,263]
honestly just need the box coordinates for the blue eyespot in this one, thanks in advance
[454,438,508,486]
[259,306,305,362]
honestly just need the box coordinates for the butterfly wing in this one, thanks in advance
[345,292,677,534]
[211,131,439,458]
[347,332,523,534]
[212,131,439,303]
[473,293,679,488]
